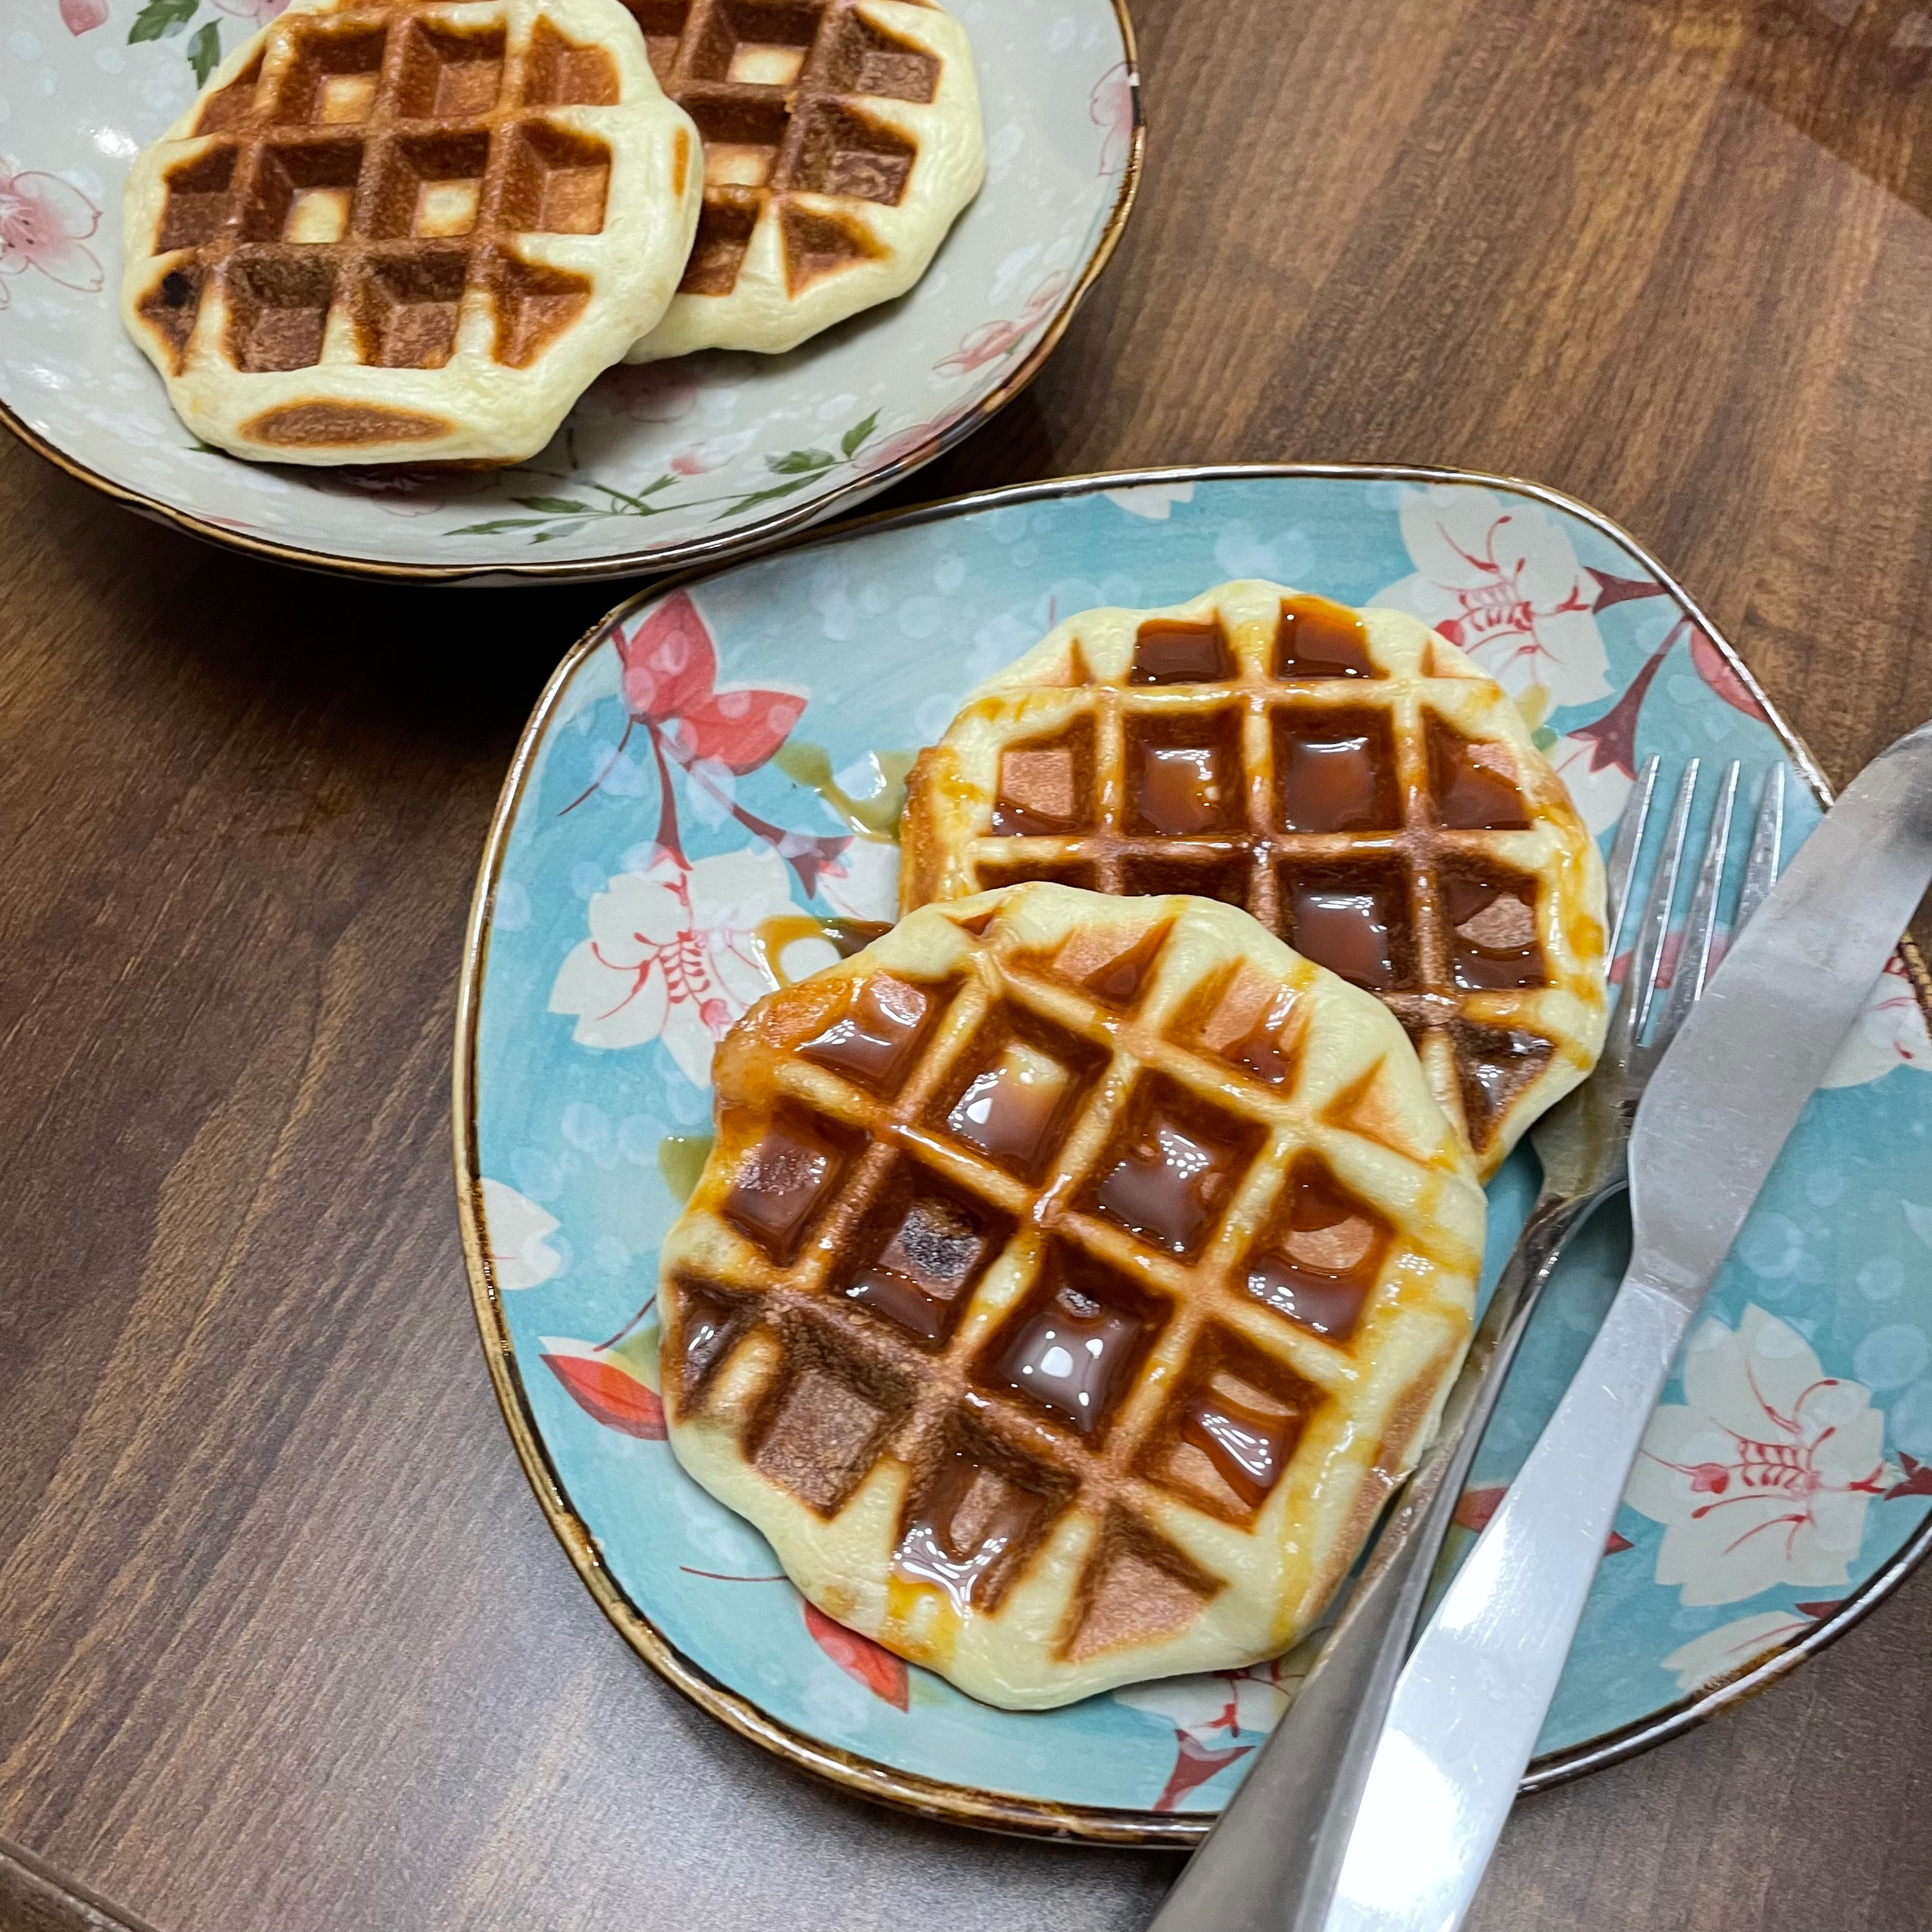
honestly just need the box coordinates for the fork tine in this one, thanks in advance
[1734,764,1786,934]
[1602,755,1662,960]
[1604,758,1698,1062]
[1650,761,1738,1054]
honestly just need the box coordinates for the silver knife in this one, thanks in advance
[1318,716,1932,1932]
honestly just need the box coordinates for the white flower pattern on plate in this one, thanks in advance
[1377,485,1611,710]
[1373,485,1631,832]
[1659,1609,1814,1696]
[480,1179,563,1291]
[549,848,796,1086]
[1822,956,1932,1088]
[1624,1305,1900,1607]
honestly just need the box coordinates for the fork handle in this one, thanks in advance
[1145,1186,1614,1932]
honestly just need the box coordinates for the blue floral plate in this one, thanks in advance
[455,465,1932,1841]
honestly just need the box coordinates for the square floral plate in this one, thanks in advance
[455,465,1932,1841]
[0,0,1137,583]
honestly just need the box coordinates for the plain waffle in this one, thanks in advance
[619,0,983,360]
[122,0,701,465]
[900,581,1610,1180]
[660,883,1486,1709]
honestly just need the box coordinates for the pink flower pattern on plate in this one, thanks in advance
[0,168,103,308]
[1625,1305,1900,1607]
[936,272,1071,377]
[1090,58,1136,178]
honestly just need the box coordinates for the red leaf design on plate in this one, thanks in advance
[1688,626,1767,721]
[1155,1732,1254,1811]
[1586,567,1671,611]
[678,688,810,774]
[1604,1529,1635,1553]
[1793,1600,1843,1620]
[542,1347,668,1438]
[61,0,108,31]
[1564,631,1674,780]
[1884,1452,1932,1500]
[803,1601,909,1709]
[618,590,718,721]
[1454,1484,1506,1532]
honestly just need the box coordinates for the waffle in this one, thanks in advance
[900,581,1610,1180]
[619,0,983,361]
[121,0,701,465]
[660,883,1486,1709]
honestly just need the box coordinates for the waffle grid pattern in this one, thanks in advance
[629,0,939,298]
[130,0,649,383]
[900,584,1610,1176]
[663,888,1485,1703]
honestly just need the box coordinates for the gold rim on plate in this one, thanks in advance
[452,460,1932,1843]
[0,0,1143,587]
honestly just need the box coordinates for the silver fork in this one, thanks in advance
[1146,757,1788,1932]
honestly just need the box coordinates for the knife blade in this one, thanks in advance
[1324,718,1932,1932]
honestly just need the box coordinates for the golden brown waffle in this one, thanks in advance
[900,580,1610,1180]
[619,0,983,360]
[660,884,1485,1708]
[121,0,700,464]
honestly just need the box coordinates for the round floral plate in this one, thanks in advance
[454,463,1932,1841]
[0,0,1137,583]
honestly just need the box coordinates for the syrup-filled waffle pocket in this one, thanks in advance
[121,0,703,465]
[900,580,1611,1180]
[659,884,1487,1709]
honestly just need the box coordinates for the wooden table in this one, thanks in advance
[7,2,1932,1927]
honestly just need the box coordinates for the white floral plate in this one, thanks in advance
[0,0,1137,583]
[455,465,1932,1841]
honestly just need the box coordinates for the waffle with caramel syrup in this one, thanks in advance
[659,883,1486,1708]
[619,0,983,360]
[121,0,701,465]
[900,581,1610,1180]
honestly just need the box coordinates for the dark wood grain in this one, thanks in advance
[4,2,1931,1929]
[0,1839,160,1932]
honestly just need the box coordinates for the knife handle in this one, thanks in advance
[1324,1274,1686,1932]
